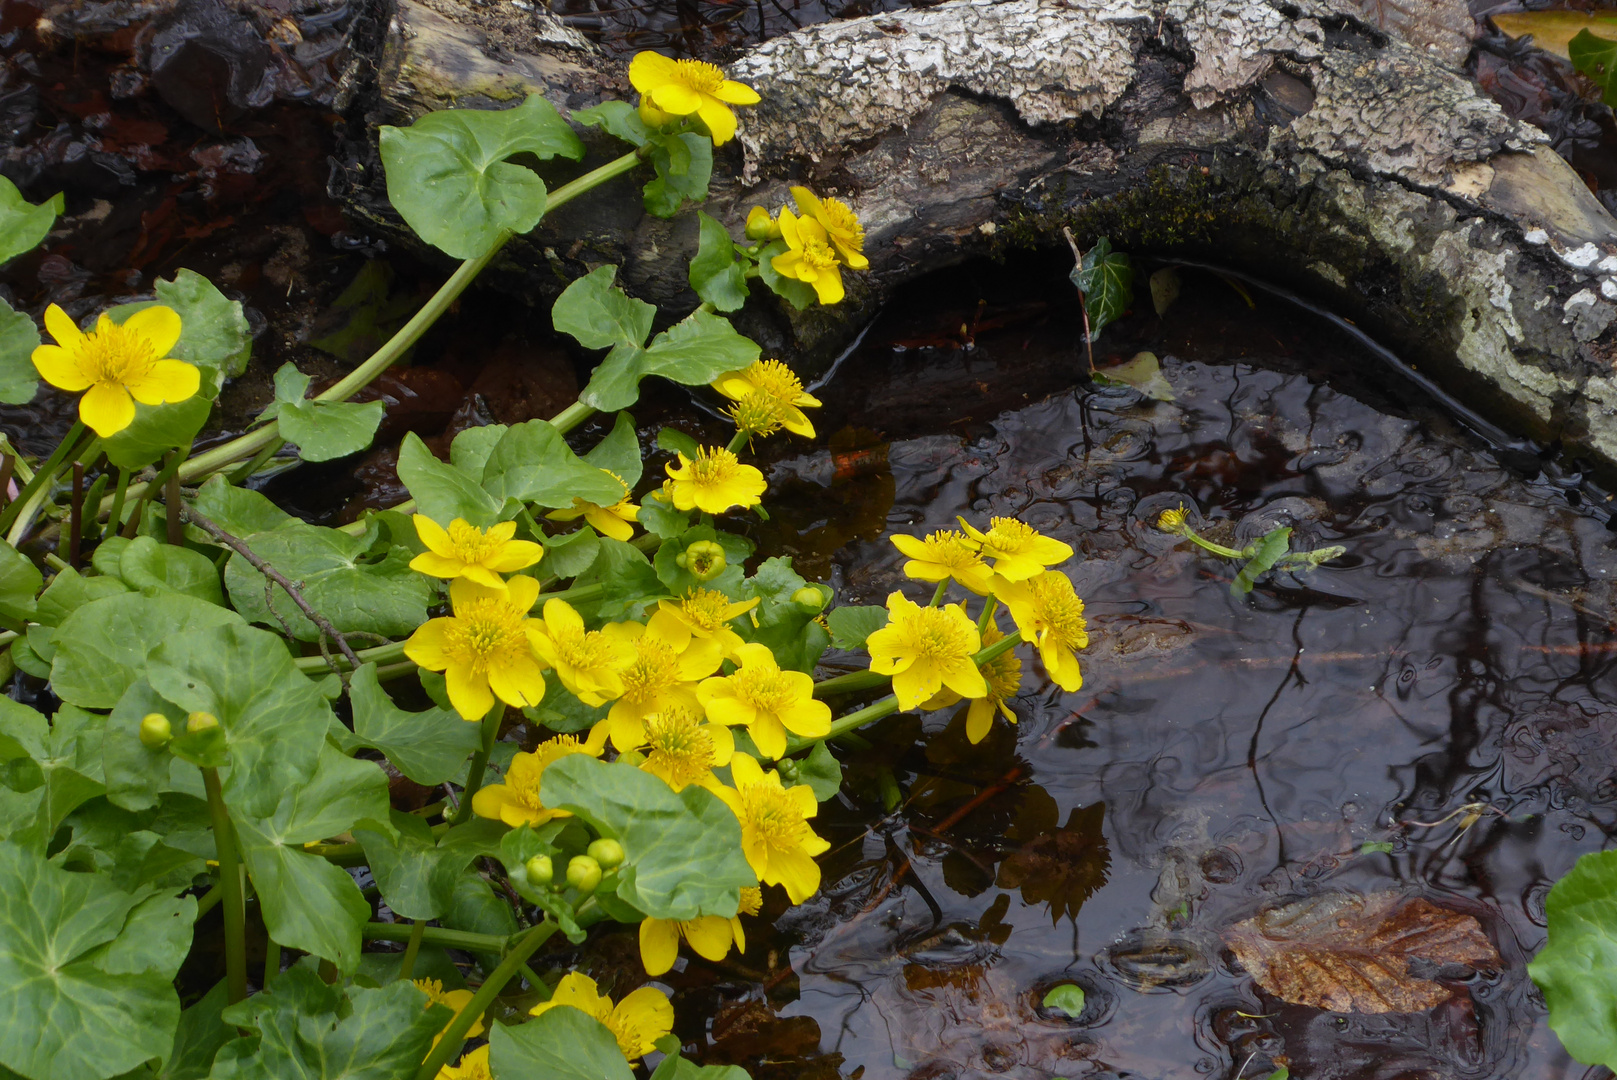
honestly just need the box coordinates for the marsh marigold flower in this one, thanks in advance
[32,303,200,438]
[530,598,634,706]
[714,753,828,904]
[966,619,1022,744]
[601,610,723,750]
[471,722,610,827]
[993,570,1088,692]
[713,359,821,439]
[664,446,766,514]
[415,977,484,1041]
[791,187,868,270]
[697,642,830,760]
[1157,505,1189,534]
[547,472,640,543]
[866,592,987,710]
[628,51,759,146]
[410,515,542,590]
[958,516,1073,581]
[638,884,761,976]
[529,972,674,1060]
[891,529,994,595]
[404,575,546,719]
[436,1044,491,1080]
[638,704,734,792]
[772,207,846,306]
[657,588,759,661]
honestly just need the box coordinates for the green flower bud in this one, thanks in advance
[587,838,626,869]
[566,854,603,894]
[776,757,800,781]
[139,713,172,749]
[682,540,727,582]
[616,749,647,767]
[791,586,826,612]
[525,854,554,886]
[186,711,219,734]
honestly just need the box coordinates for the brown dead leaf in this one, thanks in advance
[1223,892,1500,1013]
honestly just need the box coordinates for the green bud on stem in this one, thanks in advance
[587,838,626,869]
[139,713,173,749]
[566,854,602,894]
[525,854,554,886]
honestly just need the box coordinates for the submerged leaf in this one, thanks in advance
[1093,352,1175,401]
[1571,29,1617,106]
[1232,526,1292,596]
[1040,983,1086,1019]
[1224,891,1499,1013]
[1494,11,1617,60]
[1149,267,1180,317]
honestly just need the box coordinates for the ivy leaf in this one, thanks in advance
[552,265,655,352]
[0,841,189,1080]
[0,297,40,405]
[397,432,501,528]
[379,94,585,259]
[1231,526,1292,597]
[572,100,652,148]
[489,1003,635,1080]
[155,269,252,377]
[0,177,62,265]
[826,605,888,650]
[1529,849,1617,1066]
[212,958,445,1080]
[336,664,480,786]
[689,212,749,312]
[49,592,243,709]
[1572,29,1617,106]
[481,419,631,509]
[756,239,816,311]
[583,411,644,488]
[0,539,40,626]
[353,810,480,922]
[271,364,385,463]
[644,132,712,218]
[544,756,756,920]
[1070,236,1132,343]
[117,536,223,605]
[579,309,761,413]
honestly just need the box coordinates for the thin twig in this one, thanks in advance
[1063,227,1096,375]
[182,505,362,672]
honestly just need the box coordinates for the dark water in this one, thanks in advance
[629,262,1617,1080]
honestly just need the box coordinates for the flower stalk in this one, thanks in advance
[450,701,505,826]
[202,766,249,1005]
[413,919,560,1080]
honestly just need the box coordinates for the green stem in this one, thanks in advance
[977,597,999,633]
[1181,528,1244,560]
[450,703,504,826]
[413,921,560,1080]
[228,438,285,485]
[540,581,603,606]
[726,429,750,454]
[929,581,947,607]
[264,938,282,986]
[549,402,596,434]
[292,639,407,675]
[202,767,249,1005]
[812,668,890,698]
[193,883,221,922]
[398,920,427,982]
[102,467,130,542]
[362,923,514,952]
[0,421,87,543]
[973,629,1021,667]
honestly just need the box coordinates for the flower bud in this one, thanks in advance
[186,711,220,734]
[678,540,727,581]
[746,205,783,242]
[616,749,647,767]
[139,713,172,749]
[1156,506,1188,534]
[791,586,826,612]
[587,838,626,869]
[566,854,603,894]
[525,854,554,886]
[776,757,799,781]
[638,98,674,129]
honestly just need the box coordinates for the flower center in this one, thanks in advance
[414,977,450,1007]
[908,606,975,663]
[444,598,530,673]
[1029,577,1087,643]
[732,664,797,713]
[727,391,785,436]
[605,1009,658,1059]
[922,530,982,569]
[800,238,839,272]
[747,360,805,405]
[672,59,727,94]
[620,636,682,705]
[738,781,813,850]
[688,447,744,486]
[680,588,734,633]
[553,623,617,672]
[644,708,716,788]
[737,885,763,916]
[981,517,1039,555]
[445,520,504,564]
[820,197,865,249]
[79,320,158,385]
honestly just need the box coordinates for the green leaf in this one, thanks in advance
[689,212,749,312]
[221,523,431,642]
[99,377,217,471]
[55,797,207,894]
[0,540,40,625]
[1572,29,1617,105]
[0,177,62,265]
[572,101,651,148]
[212,959,444,1080]
[489,1005,635,1080]
[338,663,480,786]
[649,1055,753,1080]
[637,493,691,541]
[1530,849,1617,1066]
[827,605,887,651]
[756,239,816,311]
[1231,526,1293,596]
[117,536,223,605]
[379,94,585,260]
[793,742,842,802]
[0,699,107,849]
[1040,983,1086,1019]
[584,411,644,487]
[539,526,602,580]
[544,756,755,920]
[525,677,609,735]
[50,592,243,709]
[0,841,188,1080]
[656,427,701,459]
[35,567,129,627]
[653,523,748,597]
[0,297,41,405]
[739,557,830,673]
[1092,351,1175,402]
[552,265,654,352]
[443,870,519,966]
[397,432,501,528]
[576,537,664,621]
[233,746,388,974]
[1070,236,1133,342]
[481,419,631,508]
[449,423,509,479]
[155,269,252,377]
[644,132,711,218]
[353,810,480,921]
[190,476,293,537]
[160,981,233,1080]
[271,364,385,463]
[579,309,761,413]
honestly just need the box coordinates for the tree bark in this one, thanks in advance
[335,0,1617,481]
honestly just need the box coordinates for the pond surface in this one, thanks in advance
[634,261,1617,1080]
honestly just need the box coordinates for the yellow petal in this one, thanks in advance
[628,50,679,93]
[471,784,517,821]
[809,266,845,306]
[584,505,634,542]
[729,751,764,788]
[122,304,183,357]
[613,986,674,1054]
[404,617,455,670]
[489,539,544,572]
[714,79,760,105]
[696,96,737,146]
[488,653,545,708]
[769,847,822,905]
[707,723,735,764]
[639,918,681,976]
[966,698,993,744]
[650,81,702,115]
[446,665,495,721]
[409,552,467,580]
[414,514,454,556]
[30,344,89,392]
[780,697,831,738]
[683,916,735,961]
[487,520,518,543]
[748,714,787,761]
[42,304,82,348]
[505,573,542,613]
[78,382,135,438]
[458,564,508,591]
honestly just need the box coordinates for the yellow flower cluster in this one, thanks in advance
[750,187,868,305]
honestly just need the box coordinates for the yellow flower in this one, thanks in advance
[713,753,828,904]
[529,599,634,706]
[529,972,674,1061]
[966,619,1022,745]
[546,472,640,543]
[657,588,759,661]
[627,51,760,147]
[790,187,868,270]
[663,446,766,515]
[1157,505,1188,533]
[724,391,786,442]
[470,722,610,827]
[404,576,546,720]
[638,704,734,792]
[712,359,820,439]
[31,303,200,438]
[958,516,1073,581]
[890,529,994,595]
[745,206,782,241]
[414,977,484,1040]
[771,207,845,306]
[436,1044,491,1080]
[697,642,830,760]
[601,610,723,750]
[409,515,542,590]
[865,592,986,710]
[640,883,762,976]
[992,570,1088,692]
